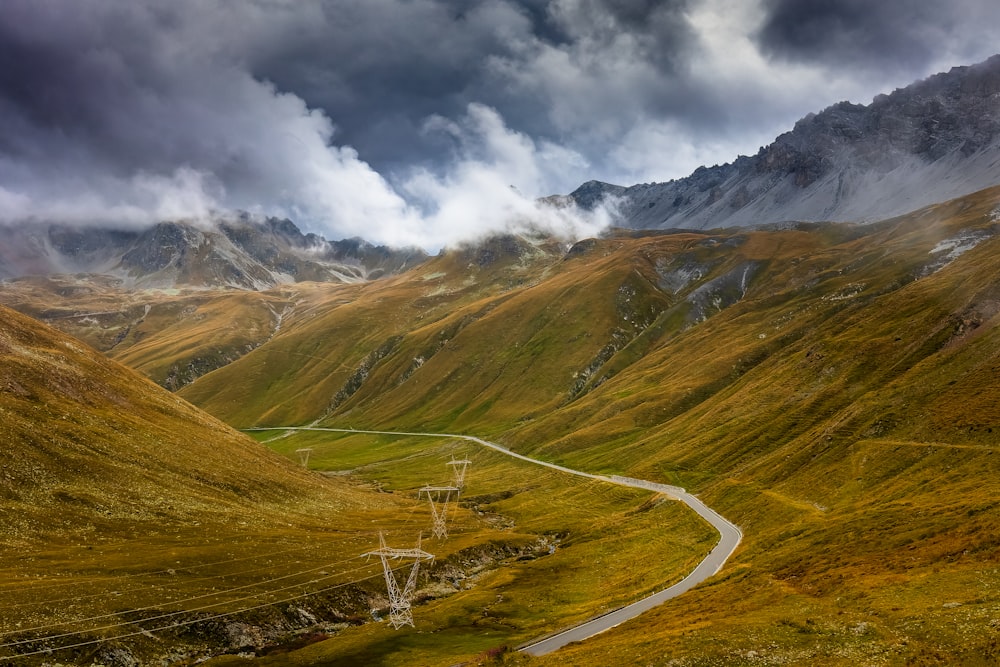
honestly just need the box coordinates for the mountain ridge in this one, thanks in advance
[0,214,427,290]
[568,53,1000,231]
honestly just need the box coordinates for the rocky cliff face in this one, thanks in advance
[571,54,1000,230]
[0,215,427,289]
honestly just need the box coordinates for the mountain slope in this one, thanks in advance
[525,194,1000,665]
[570,54,1000,231]
[0,301,403,564]
[0,276,305,389]
[0,304,417,665]
[179,232,575,427]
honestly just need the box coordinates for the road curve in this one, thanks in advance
[247,427,742,655]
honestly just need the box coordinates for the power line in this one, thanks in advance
[0,556,376,660]
[0,527,393,609]
[0,538,346,598]
[419,486,459,540]
[0,562,412,662]
[0,556,366,648]
[0,527,425,652]
[363,533,434,629]
[0,544,333,615]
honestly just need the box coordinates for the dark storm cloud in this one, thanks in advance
[242,0,536,173]
[756,0,1000,74]
[547,0,695,70]
[0,0,706,227]
[0,4,167,171]
[246,0,698,175]
[0,1,422,235]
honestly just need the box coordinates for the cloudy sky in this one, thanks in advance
[1,0,999,249]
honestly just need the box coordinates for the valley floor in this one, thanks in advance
[247,427,742,657]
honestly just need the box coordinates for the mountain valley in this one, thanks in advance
[0,304,711,666]
[5,56,1000,666]
[5,183,1000,664]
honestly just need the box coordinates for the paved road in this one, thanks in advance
[247,427,742,655]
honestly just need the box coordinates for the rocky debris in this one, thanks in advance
[921,228,996,276]
[396,313,477,385]
[566,180,627,211]
[449,232,564,270]
[655,255,717,294]
[685,261,760,323]
[328,335,404,411]
[96,646,141,667]
[568,328,634,399]
[420,537,558,596]
[162,345,258,391]
[564,237,599,258]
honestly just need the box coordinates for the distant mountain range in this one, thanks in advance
[0,215,427,290]
[565,54,1000,230]
[5,55,1000,290]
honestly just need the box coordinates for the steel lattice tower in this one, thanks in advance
[447,457,471,493]
[363,533,434,629]
[419,485,459,539]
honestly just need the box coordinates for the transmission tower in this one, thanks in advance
[419,485,459,539]
[295,447,313,467]
[363,532,434,629]
[447,456,471,493]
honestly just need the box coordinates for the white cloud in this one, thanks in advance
[398,103,608,249]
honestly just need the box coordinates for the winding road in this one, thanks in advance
[248,427,742,655]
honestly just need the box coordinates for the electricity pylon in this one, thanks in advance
[447,457,471,493]
[419,485,459,539]
[363,532,434,629]
[295,448,313,467]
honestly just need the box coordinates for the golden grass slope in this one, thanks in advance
[0,276,304,390]
[0,304,416,664]
[511,188,1000,664]
[7,185,1000,664]
[0,302,716,667]
[178,231,680,429]
[0,302,343,531]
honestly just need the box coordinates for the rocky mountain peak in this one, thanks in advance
[570,54,1000,231]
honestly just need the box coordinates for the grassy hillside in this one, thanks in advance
[179,234,582,427]
[163,185,1000,663]
[0,304,419,665]
[0,304,713,666]
[178,231,680,429]
[512,193,1000,664]
[0,276,306,390]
